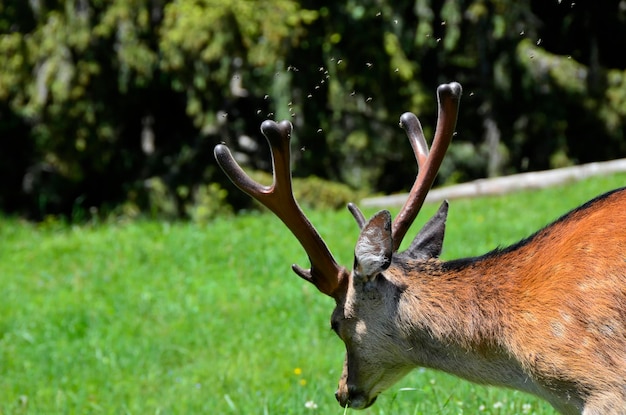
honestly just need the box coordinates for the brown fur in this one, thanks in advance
[333,188,626,414]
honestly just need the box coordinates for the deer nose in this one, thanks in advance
[335,386,377,409]
[335,384,351,407]
[335,389,347,407]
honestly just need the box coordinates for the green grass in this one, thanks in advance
[0,173,625,414]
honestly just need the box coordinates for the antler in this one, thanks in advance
[214,83,460,293]
[392,82,462,251]
[214,120,348,298]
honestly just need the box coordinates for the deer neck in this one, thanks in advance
[391,254,532,389]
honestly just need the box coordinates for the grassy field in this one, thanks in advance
[1,173,625,414]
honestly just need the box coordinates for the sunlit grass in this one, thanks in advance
[0,173,624,414]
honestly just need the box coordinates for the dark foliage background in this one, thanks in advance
[1,0,625,220]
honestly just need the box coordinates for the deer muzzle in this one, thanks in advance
[335,384,377,409]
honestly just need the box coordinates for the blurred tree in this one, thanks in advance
[283,0,626,191]
[0,0,625,218]
[0,0,313,218]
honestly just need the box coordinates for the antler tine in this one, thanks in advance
[399,112,430,169]
[214,120,346,298]
[347,202,367,229]
[392,82,462,251]
[346,115,429,232]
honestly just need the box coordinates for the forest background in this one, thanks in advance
[1,0,626,221]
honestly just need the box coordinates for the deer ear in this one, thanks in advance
[354,210,393,279]
[404,201,448,260]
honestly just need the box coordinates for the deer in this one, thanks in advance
[214,82,626,415]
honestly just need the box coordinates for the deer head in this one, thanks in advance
[214,82,462,408]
